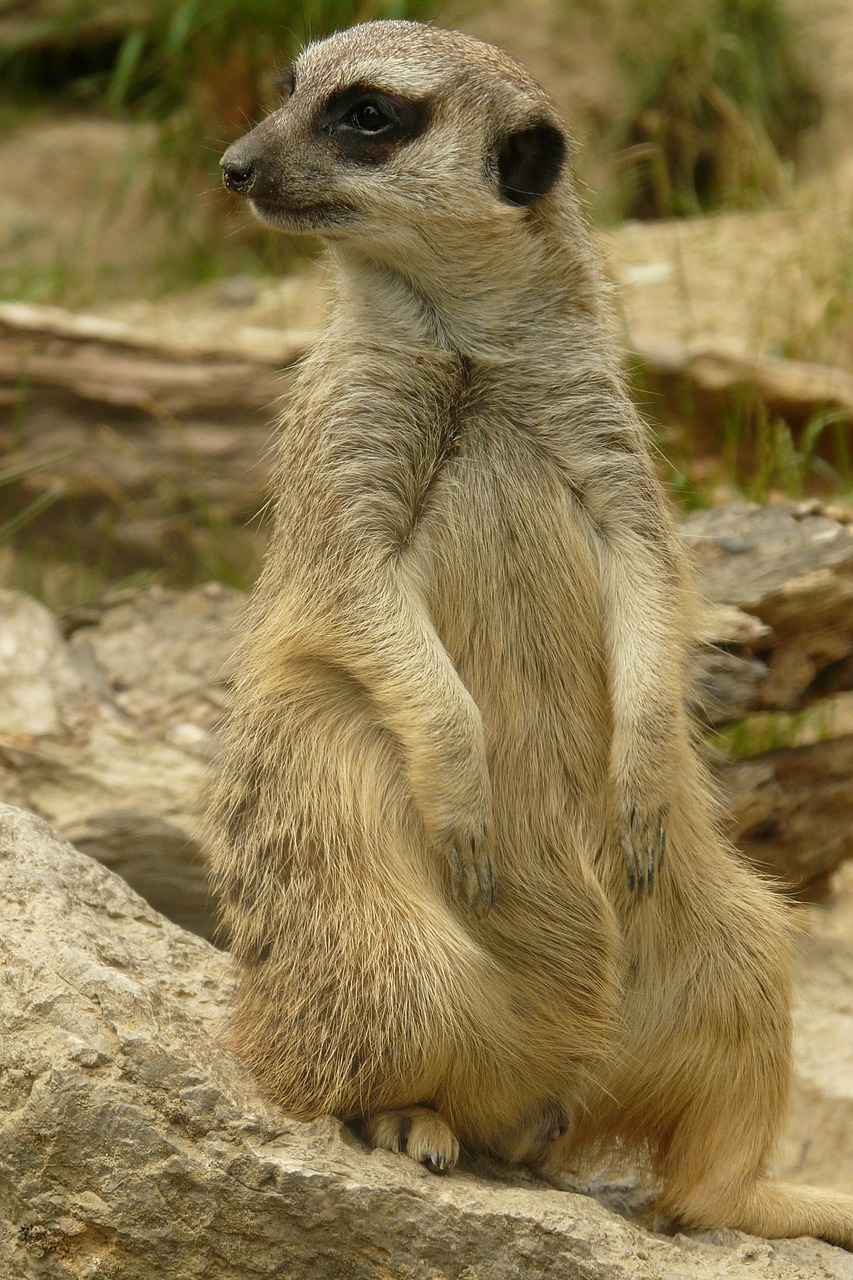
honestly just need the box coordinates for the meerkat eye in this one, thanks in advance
[341,98,395,134]
[321,85,430,160]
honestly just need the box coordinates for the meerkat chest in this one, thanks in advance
[276,342,609,709]
[281,341,598,596]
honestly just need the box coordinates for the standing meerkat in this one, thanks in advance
[211,20,853,1247]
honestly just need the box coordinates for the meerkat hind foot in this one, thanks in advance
[366,1106,460,1175]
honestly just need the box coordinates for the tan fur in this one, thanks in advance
[209,21,853,1249]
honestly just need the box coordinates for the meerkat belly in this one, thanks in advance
[406,421,613,845]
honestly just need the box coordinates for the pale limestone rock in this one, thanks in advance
[1,804,852,1280]
[0,590,89,737]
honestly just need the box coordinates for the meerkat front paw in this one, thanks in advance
[414,745,496,915]
[440,820,497,915]
[621,802,667,898]
[366,1106,460,1174]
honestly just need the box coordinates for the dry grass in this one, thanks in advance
[595,0,823,219]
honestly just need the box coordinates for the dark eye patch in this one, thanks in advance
[319,81,431,164]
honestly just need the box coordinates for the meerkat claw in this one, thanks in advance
[367,1107,460,1175]
[624,811,667,898]
[489,855,499,908]
[445,835,496,915]
[624,832,638,895]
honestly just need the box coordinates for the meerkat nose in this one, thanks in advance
[220,143,258,195]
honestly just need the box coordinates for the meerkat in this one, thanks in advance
[210,20,853,1248]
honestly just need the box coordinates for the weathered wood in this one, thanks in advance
[0,300,304,366]
[725,733,853,901]
[0,302,293,420]
[686,502,853,725]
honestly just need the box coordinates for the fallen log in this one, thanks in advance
[0,301,293,420]
[686,502,853,723]
[633,338,853,472]
[726,734,853,898]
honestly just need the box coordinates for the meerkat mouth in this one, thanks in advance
[250,197,356,230]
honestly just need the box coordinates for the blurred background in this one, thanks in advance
[1,0,851,605]
[1,0,852,1200]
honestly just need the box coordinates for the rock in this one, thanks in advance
[685,502,853,723]
[679,503,853,897]
[0,590,91,738]
[63,583,242,740]
[1,802,852,1280]
[726,734,853,898]
[0,586,245,937]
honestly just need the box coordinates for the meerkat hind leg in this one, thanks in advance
[366,1106,460,1175]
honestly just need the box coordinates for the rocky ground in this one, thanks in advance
[0,499,852,1275]
[1,802,853,1280]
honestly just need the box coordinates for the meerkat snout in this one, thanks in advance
[221,144,257,195]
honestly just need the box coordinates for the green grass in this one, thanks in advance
[0,544,158,613]
[0,456,69,546]
[661,405,853,508]
[1,0,435,121]
[634,345,853,508]
[587,0,823,219]
[0,0,436,303]
[0,513,261,612]
[726,407,853,502]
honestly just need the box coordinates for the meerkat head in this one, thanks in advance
[220,21,571,268]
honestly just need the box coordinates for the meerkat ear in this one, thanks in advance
[495,120,567,206]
